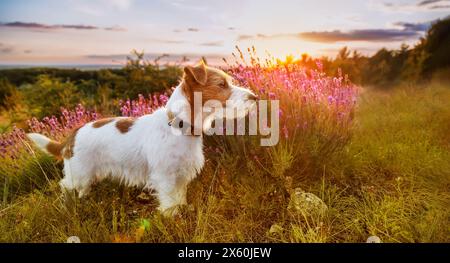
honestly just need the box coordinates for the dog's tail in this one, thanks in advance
[27,133,63,158]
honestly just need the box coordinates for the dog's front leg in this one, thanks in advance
[152,174,189,216]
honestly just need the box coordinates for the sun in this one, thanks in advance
[237,36,340,62]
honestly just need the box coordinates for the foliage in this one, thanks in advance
[22,75,84,119]
[0,84,448,242]
[225,47,358,183]
[0,78,18,109]
[119,93,169,117]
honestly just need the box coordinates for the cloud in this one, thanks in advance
[380,0,450,12]
[298,29,420,42]
[428,4,450,8]
[0,21,126,32]
[0,43,13,53]
[228,27,235,30]
[417,0,450,9]
[61,25,98,30]
[104,26,127,32]
[199,41,223,46]
[1,22,54,30]
[159,40,186,44]
[0,22,97,30]
[238,29,419,43]
[417,0,444,6]
[172,28,201,33]
[392,21,432,31]
[146,38,187,44]
[1,47,14,53]
[238,18,438,44]
[85,52,228,65]
[237,34,254,41]
[238,33,273,40]
[0,43,14,54]
[0,42,32,56]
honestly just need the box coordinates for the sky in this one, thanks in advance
[0,0,449,66]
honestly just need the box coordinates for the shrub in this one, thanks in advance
[22,75,85,119]
[221,47,358,185]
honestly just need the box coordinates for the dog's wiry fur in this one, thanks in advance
[27,62,256,215]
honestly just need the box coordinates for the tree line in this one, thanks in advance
[297,17,450,87]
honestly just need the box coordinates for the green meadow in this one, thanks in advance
[0,81,448,243]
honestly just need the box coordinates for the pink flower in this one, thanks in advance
[227,51,357,142]
[328,95,334,104]
[119,92,169,117]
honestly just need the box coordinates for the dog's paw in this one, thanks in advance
[59,190,78,211]
[157,205,181,217]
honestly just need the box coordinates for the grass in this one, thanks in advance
[0,82,449,243]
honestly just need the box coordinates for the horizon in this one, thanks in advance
[1,0,449,66]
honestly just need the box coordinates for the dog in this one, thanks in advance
[27,62,256,215]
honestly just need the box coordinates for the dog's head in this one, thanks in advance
[166,61,257,135]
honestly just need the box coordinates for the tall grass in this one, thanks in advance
[0,59,448,242]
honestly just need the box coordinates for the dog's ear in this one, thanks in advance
[184,62,207,85]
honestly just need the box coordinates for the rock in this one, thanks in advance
[366,236,382,243]
[67,236,81,243]
[268,224,284,235]
[287,188,328,216]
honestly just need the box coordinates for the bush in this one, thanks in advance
[22,75,85,119]
[223,48,358,185]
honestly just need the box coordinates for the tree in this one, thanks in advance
[0,78,18,109]
[420,17,450,77]
[23,75,83,118]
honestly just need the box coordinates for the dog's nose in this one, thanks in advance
[248,93,258,100]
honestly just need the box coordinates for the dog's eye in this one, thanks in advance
[219,81,227,89]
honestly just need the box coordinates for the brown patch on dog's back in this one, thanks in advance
[116,118,135,133]
[93,117,115,128]
[63,127,81,158]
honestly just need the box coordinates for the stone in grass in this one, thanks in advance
[67,236,81,243]
[366,236,382,243]
[287,188,328,216]
[268,223,284,236]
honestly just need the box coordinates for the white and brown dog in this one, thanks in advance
[27,62,256,215]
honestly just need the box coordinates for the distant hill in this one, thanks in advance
[0,65,123,70]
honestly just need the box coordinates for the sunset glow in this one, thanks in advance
[0,0,449,65]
